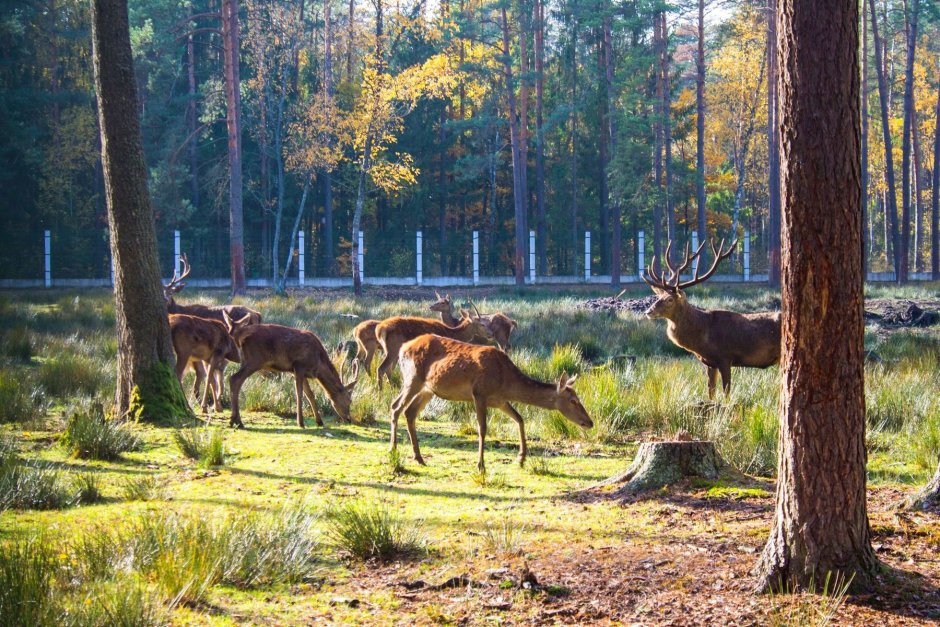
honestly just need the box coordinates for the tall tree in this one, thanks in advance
[660,10,675,261]
[696,0,708,268]
[754,0,878,592]
[933,53,940,281]
[899,0,920,283]
[860,1,869,277]
[323,0,335,274]
[869,0,901,281]
[221,0,246,294]
[501,3,527,285]
[534,0,547,275]
[91,0,188,420]
[604,12,620,286]
[767,0,781,286]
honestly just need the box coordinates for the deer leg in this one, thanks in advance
[390,379,423,452]
[192,361,206,397]
[706,366,718,401]
[302,379,323,427]
[472,391,489,472]
[228,365,256,429]
[403,391,433,465]
[293,371,306,429]
[201,362,216,414]
[376,340,400,390]
[499,402,527,467]
[212,360,226,412]
[719,364,732,398]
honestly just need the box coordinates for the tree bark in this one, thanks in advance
[186,2,200,216]
[906,460,940,511]
[501,5,526,285]
[518,0,530,275]
[869,0,901,281]
[323,0,335,274]
[696,0,708,269]
[91,0,188,421]
[346,0,355,81]
[767,0,781,286]
[221,0,246,294]
[933,55,940,281]
[569,16,580,275]
[660,11,675,263]
[534,0,547,275]
[598,37,609,274]
[912,108,925,272]
[754,0,878,592]
[652,12,663,269]
[860,2,869,277]
[604,14,619,287]
[899,0,919,283]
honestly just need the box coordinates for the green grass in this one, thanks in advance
[326,499,426,561]
[0,369,43,424]
[0,537,58,627]
[60,401,141,460]
[172,425,226,467]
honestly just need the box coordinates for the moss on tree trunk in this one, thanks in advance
[127,361,193,423]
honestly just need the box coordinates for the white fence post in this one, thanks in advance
[529,230,535,284]
[743,230,751,282]
[298,230,305,286]
[44,230,51,287]
[584,231,591,280]
[637,230,645,280]
[358,231,364,281]
[416,230,423,285]
[174,229,181,275]
[472,231,480,285]
[691,230,699,276]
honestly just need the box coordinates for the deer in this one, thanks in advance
[391,335,593,471]
[164,254,262,324]
[352,319,382,373]
[429,292,518,351]
[643,239,781,399]
[169,313,240,413]
[223,312,360,429]
[374,310,493,389]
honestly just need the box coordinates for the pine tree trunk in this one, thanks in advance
[534,0,547,276]
[91,0,189,421]
[501,5,526,285]
[696,0,708,269]
[767,0,781,286]
[597,38,609,275]
[518,0,530,275]
[754,0,878,592]
[186,3,199,216]
[652,12,663,270]
[869,0,901,282]
[661,11,675,263]
[912,109,925,272]
[569,21,579,275]
[324,0,335,274]
[899,0,919,284]
[860,3,869,277]
[604,14,619,287]
[221,0,245,294]
[346,0,355,81]
[933,59,940,281]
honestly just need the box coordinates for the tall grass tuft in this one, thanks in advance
[0,537,58,627]
[767,572,853,627]
[1,326,32,362]
[0,441,69,511]
[61,401,141,461]
[480,518,528,556]
[68,579,169,627]
[326,500,426,561]
[173,426,225,467]
[121,475,161,502]
[38,353,106,397]
[0,369,43,424]
[71,472,104,505]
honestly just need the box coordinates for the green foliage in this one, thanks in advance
[121,475,161,502]
[38,353,106,397]
[172,426,225,467]
[0,368,43,424]
[71,472,104,505]
[0,441,69,511]
[61,401,141,460]
[67,579,169,627]
[0,538,58,627]
[1,326,32,362]
[326,500,426,561]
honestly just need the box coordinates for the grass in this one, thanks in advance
[326,499,426,561]
[767,572,854,627]
[480,518,528,556]
[172,425,226,467]
[121,475,162,501]
[71,471,104,505]
[0,369,43,424]
[0,537,58,627]
[60,400,141,460]
[0,441,69,511]
[37,352,107,398]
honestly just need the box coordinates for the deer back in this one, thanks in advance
[169,314,237,363]
[232,323,331,374]
[377,315,489,346]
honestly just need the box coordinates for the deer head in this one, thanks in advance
[222,310,253,336]
[554,373,593,428]
[643,239,737,320]
[330,358,361,421]
[163,254,192,304]
[429,291,453,314]
[459,307,494,342]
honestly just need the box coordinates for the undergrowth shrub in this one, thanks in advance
[38,353,106,397]
[480,518,527,556]
[0,537,58,627]
[1,326,31,362]
[66,579,168,627]
[122,475,161,502]
[173,426,225,467]
[0,369,43,424]
[0,441,69,511]
[326,500,425,561]
[61,401,141,460]
[71,472,104,505]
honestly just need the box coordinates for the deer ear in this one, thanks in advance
[566,374,578,387]
[435,290,441,299]
[651,286,669,297]
[223,310,235,333]
[557,372,569,392]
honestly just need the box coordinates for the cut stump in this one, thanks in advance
[904,463,940,511]
[581,440,724,495]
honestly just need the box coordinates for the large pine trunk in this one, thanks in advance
[221,0,246,295]
[754,0,878,592]
[860,4,868,277]
[696,0,708,268]
[933,69,940,280]
[534,0,547,275]
[501,6,526,286]
[767,0,781,286]
[899,0,919,284]
[604,15,619,287]
[91,0,188,421]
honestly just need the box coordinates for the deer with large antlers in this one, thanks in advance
[391,335,593,470]
[164,254,262,324]
[374,311,493,388]
[224,312,360,428]
[169,313,240,413]
[429,292,518,351]
[643,239,781,399]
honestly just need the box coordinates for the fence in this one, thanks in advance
[0,228,930,289]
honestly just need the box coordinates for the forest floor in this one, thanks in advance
[1,283,939,625]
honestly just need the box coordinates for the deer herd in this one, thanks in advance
[163,240,780,471]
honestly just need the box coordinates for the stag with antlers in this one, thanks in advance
[391,335,593,470]
[224,313,360,429]
[643,239,781,399]
[429,292,518,351]
[164,254,261,324]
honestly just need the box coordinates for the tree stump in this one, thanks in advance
[904,463,940,511]
[583,440,724,495]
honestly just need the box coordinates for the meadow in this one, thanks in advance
[1,283,939,625]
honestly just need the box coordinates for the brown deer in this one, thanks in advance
[224,312,360,429]
[352,319,382,373]
[429,292,518,351]
[391,335,593,470]
[374,311,493,388]
[169,314,240,413]
[643,239,781,399]
[164,254,262,324]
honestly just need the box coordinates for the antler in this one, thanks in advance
[643,239,736,292]
[164,253,192,293]
[675,238,737,290]
[469,300,483,320]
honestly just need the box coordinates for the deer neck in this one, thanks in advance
[315,358,346,402]
[664,301,708,344]
[439,306,460,327]
[506,370,558,411]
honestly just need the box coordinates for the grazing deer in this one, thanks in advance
[374,311,493,388]
[164,254,262,324]
[169,314,240,413]
[429,292,518,351]
[643,239,781,399]
[391,335,593,470]
[352,319,382,372]
[224,313,360,429]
